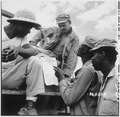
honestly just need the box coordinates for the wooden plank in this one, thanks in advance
[2,85,60,96]
[2,9,14,18]
[2,89,25,95]
[2,89,60,96]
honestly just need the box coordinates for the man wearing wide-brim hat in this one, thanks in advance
[2,9,44,115]
[91,38,118,115]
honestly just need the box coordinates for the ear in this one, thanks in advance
[100,51,105,60]
[83,47,88,53]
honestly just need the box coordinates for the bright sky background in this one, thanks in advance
[1,0,118,70]
[2,0,118,41]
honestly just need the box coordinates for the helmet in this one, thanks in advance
[7,9,41,28]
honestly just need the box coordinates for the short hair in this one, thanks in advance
[78,44,94,59]
[96,47,118,64]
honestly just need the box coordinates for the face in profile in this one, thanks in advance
[91,52,103,71]
[16,22,32,38]
[77,44,86,57]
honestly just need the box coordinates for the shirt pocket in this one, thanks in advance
[62,42,70,57]
[64,43,72,56]
[99,98,119,115]
[66,43,72,51]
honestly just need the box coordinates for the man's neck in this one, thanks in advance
[82,53,91,65]
[102,64,115,80]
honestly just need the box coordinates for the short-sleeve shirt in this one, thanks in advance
[97,67,119,115]
[2,32,29,73]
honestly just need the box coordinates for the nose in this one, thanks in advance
[27,28,31,34]
[60,26,64,30]
[91,59,94,65]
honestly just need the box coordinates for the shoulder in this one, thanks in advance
[42,26,60,36]
[2,34,11,49]
[69,30,79,43]
[82,64,95,75]
[75,66,95,82]
[71,29,79,38]
[44,26,59,32]
[77,64,95,76]
[84,62,103,83]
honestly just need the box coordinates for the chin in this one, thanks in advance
[18,34,27,38]
[93,65,99,71]
[94,67,100,71]
[62,30,67,33]
[77,53,81,57]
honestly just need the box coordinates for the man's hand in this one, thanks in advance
[8,46,19,58]
[2,48,9,62]
[2,46,19,62]
[54,66,65,82]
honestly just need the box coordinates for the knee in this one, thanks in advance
[29,56,42,67]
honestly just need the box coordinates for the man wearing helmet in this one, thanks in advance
[2,9,43,115]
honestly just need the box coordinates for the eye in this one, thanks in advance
[58,25,63,27]
[58,23,65,27]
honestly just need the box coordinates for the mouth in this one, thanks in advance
[61,29,66,32]
[91,60,95,67]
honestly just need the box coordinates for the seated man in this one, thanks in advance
[2,9,43,115]
[30,13,80,79]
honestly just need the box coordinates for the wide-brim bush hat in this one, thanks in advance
[7,9,41,28]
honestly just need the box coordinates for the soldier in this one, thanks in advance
[30,13,80,78]
[91,38,119,115]
[54,36,103,115]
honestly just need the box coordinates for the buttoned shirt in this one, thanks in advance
[58,60,103,115]
[31,26,79,77]
[97,67,119,115]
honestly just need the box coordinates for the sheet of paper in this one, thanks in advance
[40,55,58,86]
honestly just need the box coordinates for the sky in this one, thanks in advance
[1,0,119,70]
[2,0,118,42]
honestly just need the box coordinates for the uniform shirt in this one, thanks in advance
[59,60,103,115]
[97,67,119,115]
[2,32,29,73]
[31,26,79,77]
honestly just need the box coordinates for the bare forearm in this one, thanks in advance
[18,47,38,58]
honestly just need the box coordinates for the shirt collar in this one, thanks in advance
[107,67,115,79]
[65,27,72,35]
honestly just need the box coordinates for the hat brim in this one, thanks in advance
[90,45,115,51]
[7,17,41,28]
[57,20,68,24]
